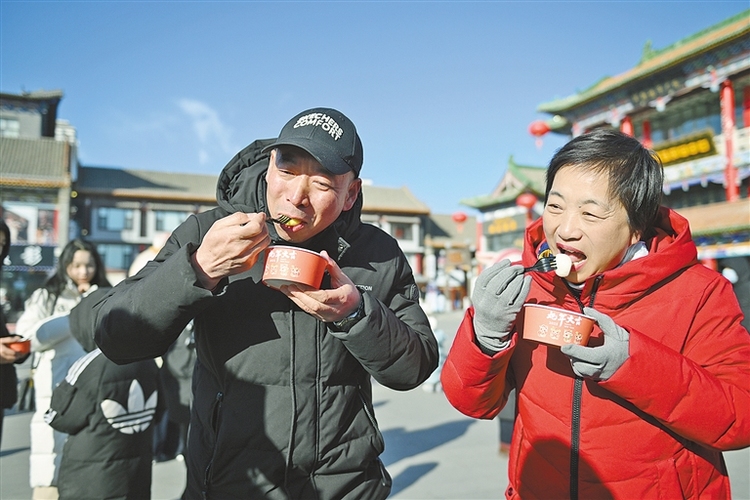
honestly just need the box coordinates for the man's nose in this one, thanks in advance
[287,177,310,206]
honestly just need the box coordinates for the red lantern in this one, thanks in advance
[452,211,468,233]
[516,193,538,226]
[451,212,468,223]
[528,120,550,149]
[515,193,538,210]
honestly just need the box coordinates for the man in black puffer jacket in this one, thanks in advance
[89,107,439,499]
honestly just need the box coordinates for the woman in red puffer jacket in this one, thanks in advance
[442,129,750,499]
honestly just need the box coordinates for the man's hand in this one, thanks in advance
[279,250,361,323]
[191,212,272,290]
[472,259,531,354]
[560,307,629,381]
[0,336,25,364]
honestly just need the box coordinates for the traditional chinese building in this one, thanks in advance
[534,9,750,264]
[466,9,750,271]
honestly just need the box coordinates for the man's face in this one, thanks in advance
[266,147,361,243]
[542,165,641,284]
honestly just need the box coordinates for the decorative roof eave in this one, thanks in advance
[675,199,750,235]
[0,89,64,103]
[464,157,546,209]
[0,176,70,189]
[361,205,431,215]
[538,10,750,113]
[461,190,524,209]
[74,187,216,203]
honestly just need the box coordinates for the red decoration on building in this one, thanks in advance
[620,116,634,137]
[452,211,468,233]
[516,193,539,226]
[528,120,550,149]
[641,120,652,149]
[451,211,467,223]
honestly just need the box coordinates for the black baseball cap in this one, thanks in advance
[262,107,363,177]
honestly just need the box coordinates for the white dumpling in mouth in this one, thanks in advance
[555,253,573,277]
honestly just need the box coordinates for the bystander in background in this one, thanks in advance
[15,239,110,500]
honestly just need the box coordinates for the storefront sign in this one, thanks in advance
[653,131,717,166]
[484,214,525,235]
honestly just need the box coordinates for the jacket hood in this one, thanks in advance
[215,139,363,257]
[523,206,699,311]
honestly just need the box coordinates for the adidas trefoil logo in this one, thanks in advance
[101,379,158,434]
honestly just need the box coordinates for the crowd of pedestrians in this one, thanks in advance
[0,111,748,500]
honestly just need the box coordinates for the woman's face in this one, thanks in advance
[542,165,641,284]
[66,250,96,290]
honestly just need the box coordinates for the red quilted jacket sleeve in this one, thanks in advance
[441,308,514,420]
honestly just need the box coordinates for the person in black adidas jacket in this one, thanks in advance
[45,288,162,500]
[89,107,439,499]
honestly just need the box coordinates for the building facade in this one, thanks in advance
[465,10,750,278]
[0,89,76,322]
[534,10,750,264]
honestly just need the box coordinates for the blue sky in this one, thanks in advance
[2,1,747,215]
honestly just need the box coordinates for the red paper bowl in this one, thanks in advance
[7,339,31,355]
[262,246,327,290]
[522,304,594,348]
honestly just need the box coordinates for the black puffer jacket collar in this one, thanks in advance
[214,138,363,260]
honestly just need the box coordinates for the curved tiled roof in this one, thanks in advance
[0,137,71,188]
[76,166,217,202]
[361,184,431,215]
[461,156,546,209]
[538,10,750,113]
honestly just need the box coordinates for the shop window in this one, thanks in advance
[649,93,721,145]
[97,207,133,231]
[155,211,189,232]
[96,244,134,271]
[0,117,20,137]
[391,222,414,242]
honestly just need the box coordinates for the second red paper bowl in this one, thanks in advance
[522,304,594,347]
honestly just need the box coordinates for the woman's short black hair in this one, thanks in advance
[545,128,664,237]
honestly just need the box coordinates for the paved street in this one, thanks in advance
[2,309,748,499]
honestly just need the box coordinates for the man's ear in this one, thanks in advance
[343,178,362,211]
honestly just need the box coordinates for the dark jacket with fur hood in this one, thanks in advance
[92,139,438,499]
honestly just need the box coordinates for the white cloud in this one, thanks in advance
[178,99,235,164]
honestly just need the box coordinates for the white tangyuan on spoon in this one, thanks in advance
[555,253,573,277]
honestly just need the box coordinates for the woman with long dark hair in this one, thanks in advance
[16,238,110,500]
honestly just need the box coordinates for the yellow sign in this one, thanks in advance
[486,217,520,235]
[653,131,717,166]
